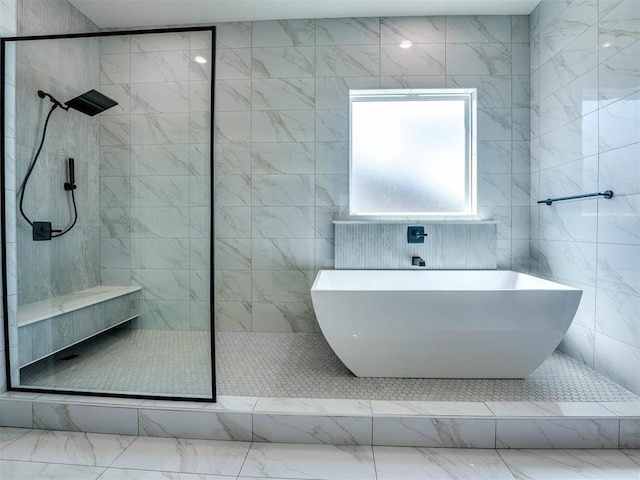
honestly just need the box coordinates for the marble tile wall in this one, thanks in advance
[530,0,640,394]
[99,31,213,331]
[214,15,530,332]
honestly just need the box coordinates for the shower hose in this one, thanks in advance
[18,102,78,238]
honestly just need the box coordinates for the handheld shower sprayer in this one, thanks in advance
[37,90,69,111]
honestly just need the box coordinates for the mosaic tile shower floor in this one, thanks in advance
[19,330,638,402]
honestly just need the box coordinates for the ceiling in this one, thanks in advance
[68,0,541,28]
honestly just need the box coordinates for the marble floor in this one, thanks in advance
[17,330,639,402]
[0,427,639,480]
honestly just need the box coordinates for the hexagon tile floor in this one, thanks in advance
[19,330,640,402]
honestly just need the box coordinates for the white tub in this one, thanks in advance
[310,270,582,378]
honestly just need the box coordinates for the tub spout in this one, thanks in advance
[412,256,426,267]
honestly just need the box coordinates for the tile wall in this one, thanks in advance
[98,31,213,331]
[529,0,640,394]
[0,0,16,394]
[214,16,531,332]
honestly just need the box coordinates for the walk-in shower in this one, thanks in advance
[1,26,216,400]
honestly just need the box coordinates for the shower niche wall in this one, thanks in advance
[1,27,215,400]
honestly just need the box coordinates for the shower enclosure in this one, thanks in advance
[1,26,215,400]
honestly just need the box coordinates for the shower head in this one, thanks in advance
[64,89,118,116]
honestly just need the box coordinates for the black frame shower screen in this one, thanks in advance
[1,26,216,401]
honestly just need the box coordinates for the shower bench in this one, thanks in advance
[17,285,141,368]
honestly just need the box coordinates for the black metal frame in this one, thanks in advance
[537,190,614,206]
[1,26,217,403]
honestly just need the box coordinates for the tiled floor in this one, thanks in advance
[18,330,640,402]
[1,427,639,480]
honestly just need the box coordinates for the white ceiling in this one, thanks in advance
[68,0,541,28]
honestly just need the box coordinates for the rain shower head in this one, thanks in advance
[64,89,118,116]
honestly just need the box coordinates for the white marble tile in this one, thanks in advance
[599,39,640,109]
[380,43,445,76]
[216,174,250,207]
[130,113,189,145]
[316,45,379,77]
[215,48,251,80]
[512,75,530,109]
[190,111,211,144]
[251,142,315,174]
[216,111,251,143]
[315,110,348,142]
[373,418,495,448]
[597,243,640,295]
[478,173,511,206]
[536,240,597,286]
[446,16,511,43]
[112,436,250,476]
[375,447,515,480]
[100,53,131,84]
[251,110,315,142]
[132,269,190,300]
[252,19,315,47]
[499,449,640,480]
[131,144,190,176]
[0,399,32,428]
[316,173,349,207]
[600,402,640,416]
[140,396,257,412]
[620,419,640,448]
[99,468,231,479]
[371,401,492,417]
[598,194,640,245]
[131,32,189,52]
[539,155,598,199]
[255,398,371,416]
[214,270,251,302]
[0,427,30,450]
[478,141,511,173]
[380,16,445,44]
[215,301,251,331]
[447,76,511,108]
[539,0,598,66]
[214,79,249,112]
[252,206,315,239]
[131,176,189,207]
[315,77,379,110]
[599,91,640,154]
[100,115,130,146]
[478,108,512,141]
[253,414,372,445]
[216,22,251,48]
[138,409,251,441]
[34,394,143,407]
[251,301,316,333]
[252,47,314,78]
[240,443,376,479]
[130,206,190,238]
[251,239,315,271]
[32,403,138,436]
[316,17,380,45]
[252,78,314,110]
[558,323,596,368]
[0,429,134,466]
[130,82,189,114]
[214,237,251,270]
[379,75,446,88]
[496,419,619,448]
[539,24,598,101]
[130,51,189,84]
[487,402,616,418]
[599,0,640,61]
[446,43,511,76]
[594,333,640,394]
[599,143,640,197]
[539,112,598,170]
[539,199,597,242]
[0,460,104,480]
[252,174,314,207]
[251,270,315,302]
[131,237,189,269]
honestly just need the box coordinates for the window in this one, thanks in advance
[349,88,477,216]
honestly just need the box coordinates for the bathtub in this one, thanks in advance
[310,270,582,378]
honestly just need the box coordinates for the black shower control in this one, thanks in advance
[407,226,427,244]
[33,221,52,241]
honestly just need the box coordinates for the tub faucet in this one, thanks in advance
[412,256,426,267]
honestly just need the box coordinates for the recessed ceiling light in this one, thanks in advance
[602,42,612,48]
[399,40,413,49]
[194,55,208,64]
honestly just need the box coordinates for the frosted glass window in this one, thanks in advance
[349,89,476,216]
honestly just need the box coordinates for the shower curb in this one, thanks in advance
[0,392,638,449]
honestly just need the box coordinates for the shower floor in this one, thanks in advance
[19,330,639,402]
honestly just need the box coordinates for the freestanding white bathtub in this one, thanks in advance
[310,270,582,378]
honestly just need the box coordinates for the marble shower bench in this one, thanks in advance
[17,286,141,368]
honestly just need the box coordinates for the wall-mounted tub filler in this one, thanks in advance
[311,270,582,378]
[407,225,427,243]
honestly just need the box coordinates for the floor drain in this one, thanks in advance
[59,354,79,361]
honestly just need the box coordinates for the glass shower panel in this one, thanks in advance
[3,28,214,399]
